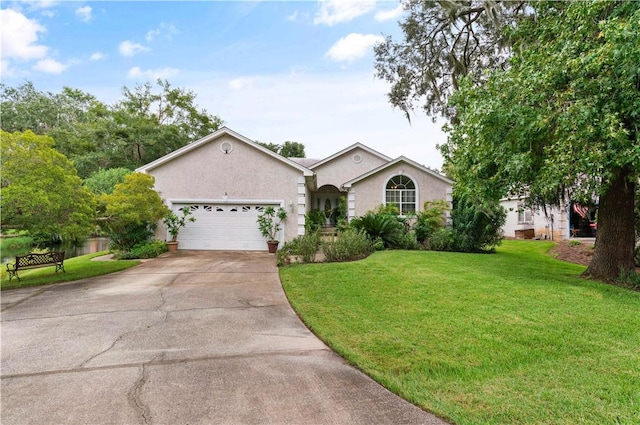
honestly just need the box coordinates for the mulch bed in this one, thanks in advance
[549,240,595,267]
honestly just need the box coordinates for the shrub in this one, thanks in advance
[322,229,371,262]
[305,210,326,232]
[276,231,321,266]
[569,240,582,247]
[350,211,402,248]
[108,222,156,252]
[394,230,422,250]
[448,194,506,253]
[117,240,168,259]
[414,200,450,242]
[427,228,455,251]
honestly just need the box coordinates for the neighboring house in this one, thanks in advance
[136,127,453,251]
[501,196,597,240]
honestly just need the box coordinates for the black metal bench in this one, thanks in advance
[6,251,65,281]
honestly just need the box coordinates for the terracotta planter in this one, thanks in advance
[166,241,179,252]
[267,240,279,253]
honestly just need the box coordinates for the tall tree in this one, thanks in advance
[1,130,96,241]
[442,1,639,280]
[374,0,528,120]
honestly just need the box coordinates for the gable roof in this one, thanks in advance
[308,142,391,170]
[135,126,314,177]
[342,156,453,188]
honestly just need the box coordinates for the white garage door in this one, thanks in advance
[172,203,280,251]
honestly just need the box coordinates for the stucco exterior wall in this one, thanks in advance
[313,148,388,189]
[501,198,568,240]
[349,162,452,217]
[147,134,304,242]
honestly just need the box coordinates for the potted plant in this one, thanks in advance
[163,206,196,251]
[257,206,287,253]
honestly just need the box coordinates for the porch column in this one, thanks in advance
[297,177,306,235]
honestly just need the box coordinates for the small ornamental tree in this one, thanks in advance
[163,207,196,242]
[0,130,96,241]
[257,207,287,242]
[101,172,168,251]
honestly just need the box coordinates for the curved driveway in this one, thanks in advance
[1,251,447,425]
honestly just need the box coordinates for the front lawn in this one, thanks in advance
[1,251,140,290]
[280,240,640,425]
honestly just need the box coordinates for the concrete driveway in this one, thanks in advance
[1,251,447,425]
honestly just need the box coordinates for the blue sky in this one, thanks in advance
[1,0,446,168]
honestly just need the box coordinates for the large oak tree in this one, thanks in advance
[376,0,639,280]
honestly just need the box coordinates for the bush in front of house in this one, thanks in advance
[277,231,321,266]
[426,194,505,253]
[414,200,450,243]
[305,210,326,232]
[350,210,403,248]
[322,229,371,262]
[116,240,168,259]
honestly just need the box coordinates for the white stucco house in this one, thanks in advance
[501,196,597,241]
[136,127,453,251]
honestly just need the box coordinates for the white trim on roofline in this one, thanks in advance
[308,142,391,169]
[342,156,454,188]
[135,126,314,177]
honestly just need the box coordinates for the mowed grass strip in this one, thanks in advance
[280,240,640,425]
[1,251,139,290]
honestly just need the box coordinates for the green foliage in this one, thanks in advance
[116,240,168,260]
[1,80,224,177]
[414,199,450,242]
[374,1,528,119]
[425,227,455,252]
[256,206,287,241]
[162,207,196,242]
[393,230,421,251]
[101,172,168,250]
[569,240,582,248]
[350,210,403,248]
[279,141,306,158]
[257,140,306,157]
[330,196,348,225]
[442,1,639,278]
[305,209,326,232]
[83,168,131,195]
[448,193,506,253]
[1,130,96,241]
[276,231,321,266]
[322,229,371,262]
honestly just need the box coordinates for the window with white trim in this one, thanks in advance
[517,203,533,224]
[385,175,416,214]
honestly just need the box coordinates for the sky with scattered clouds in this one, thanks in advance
[1,0,446,169]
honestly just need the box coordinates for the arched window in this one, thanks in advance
[385,175,416,214]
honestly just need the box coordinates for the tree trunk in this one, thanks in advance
[583,167,636,280]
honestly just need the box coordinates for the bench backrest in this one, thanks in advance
[16,251,65,267]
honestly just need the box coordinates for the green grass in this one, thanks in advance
[280,240,640,425]
[1,251,140,290]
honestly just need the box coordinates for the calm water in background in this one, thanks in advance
[2,237,110,264]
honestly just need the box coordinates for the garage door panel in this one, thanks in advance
[172,203,279,251]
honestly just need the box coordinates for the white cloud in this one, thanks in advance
[374,4,403,22]
[0,9,48,60]
[33,58,67,74]
[228,77,255,90]
[314,0,376,26]
[118,40,150,57]
[286,11,299,22]
[325,33,384,62]
[145,23,179,42]
[90,51,105,61]
[127,66,179,80]
[75,6,93,23]
[182,71,446,169]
